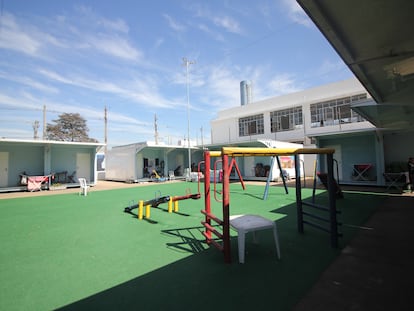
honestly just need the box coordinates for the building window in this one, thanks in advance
[270,106,303,132]
[310,93,367,128]
[239,114,264,136]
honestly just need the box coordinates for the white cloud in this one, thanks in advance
[88,35,142,61]
[154,37,165,49]
[163,14,186,32]
[190,4,243,35]
[316,59,348,77]
[106,110,149,126]
[98,17,129,33]
[0,71,59,94]
[0,10,142,63]
[75,5,129,33]
[0,93,40,110]
[38,69,175,109]
[201,66,241,108]
[281,0,312,27]
[212,15,242,34]
[38,69,73,85]
[0,13,42,56]
[267,73,301,95]
[0,89,150,140]
[197,23,225,41]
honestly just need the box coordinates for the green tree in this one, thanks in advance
[46,113,98,142]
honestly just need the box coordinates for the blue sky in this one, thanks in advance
[0,0,353,147]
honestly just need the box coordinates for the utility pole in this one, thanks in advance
[33,120,39,139]
[42,105,46,140]
[182,57,195,176]
[154,113,159,144]
[200,126,204,147]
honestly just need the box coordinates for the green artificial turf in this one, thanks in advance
[0,182,384,311]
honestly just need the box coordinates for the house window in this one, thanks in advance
[310,93,367,128]
[270,106,303,132]
[239,114,264,136]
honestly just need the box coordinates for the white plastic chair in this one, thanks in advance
[168,170,175,181]
[78,178,89,196]
[229,214,281,264]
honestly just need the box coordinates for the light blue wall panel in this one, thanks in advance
[0,144,44,186]
[51,146,77,174]
[319,134,377,182]
[51,145,96,182]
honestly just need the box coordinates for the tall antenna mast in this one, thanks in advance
[182,57,195,174]
[42,105,46,139]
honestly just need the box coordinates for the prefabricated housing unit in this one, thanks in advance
[0,138,105,190]
[105,141,202,182]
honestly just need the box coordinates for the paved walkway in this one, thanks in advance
[294,194,414,310]
[0,180,180,200]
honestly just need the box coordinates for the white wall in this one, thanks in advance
[105,144,138,181]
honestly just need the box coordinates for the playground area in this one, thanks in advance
[3,175,409,310]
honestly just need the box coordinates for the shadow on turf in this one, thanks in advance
[163,226,207,253]
[123,206,191,224]
[162,225,223,254]
[123,210,158,224]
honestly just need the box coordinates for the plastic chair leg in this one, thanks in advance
[237,230,246,264]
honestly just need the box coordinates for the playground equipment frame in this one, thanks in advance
[201,147,338,263]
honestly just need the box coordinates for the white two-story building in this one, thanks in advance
[210,78,414,186]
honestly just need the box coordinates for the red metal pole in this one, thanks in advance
[230,157,246,190]
[222,153,231,263]
[204,151,211,241]
[172,193,201,201]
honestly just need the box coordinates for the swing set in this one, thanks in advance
[201,147,340,263]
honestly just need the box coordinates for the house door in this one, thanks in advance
[0,152,8,187]
[76,153,91,182]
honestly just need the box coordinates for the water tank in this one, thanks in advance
[240,80,252,106]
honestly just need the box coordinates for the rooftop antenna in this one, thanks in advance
[182,57,195,175]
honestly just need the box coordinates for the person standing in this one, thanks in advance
[408,157,414,192]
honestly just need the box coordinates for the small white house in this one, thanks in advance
[0,138,104,191]
[105,141,201,182]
